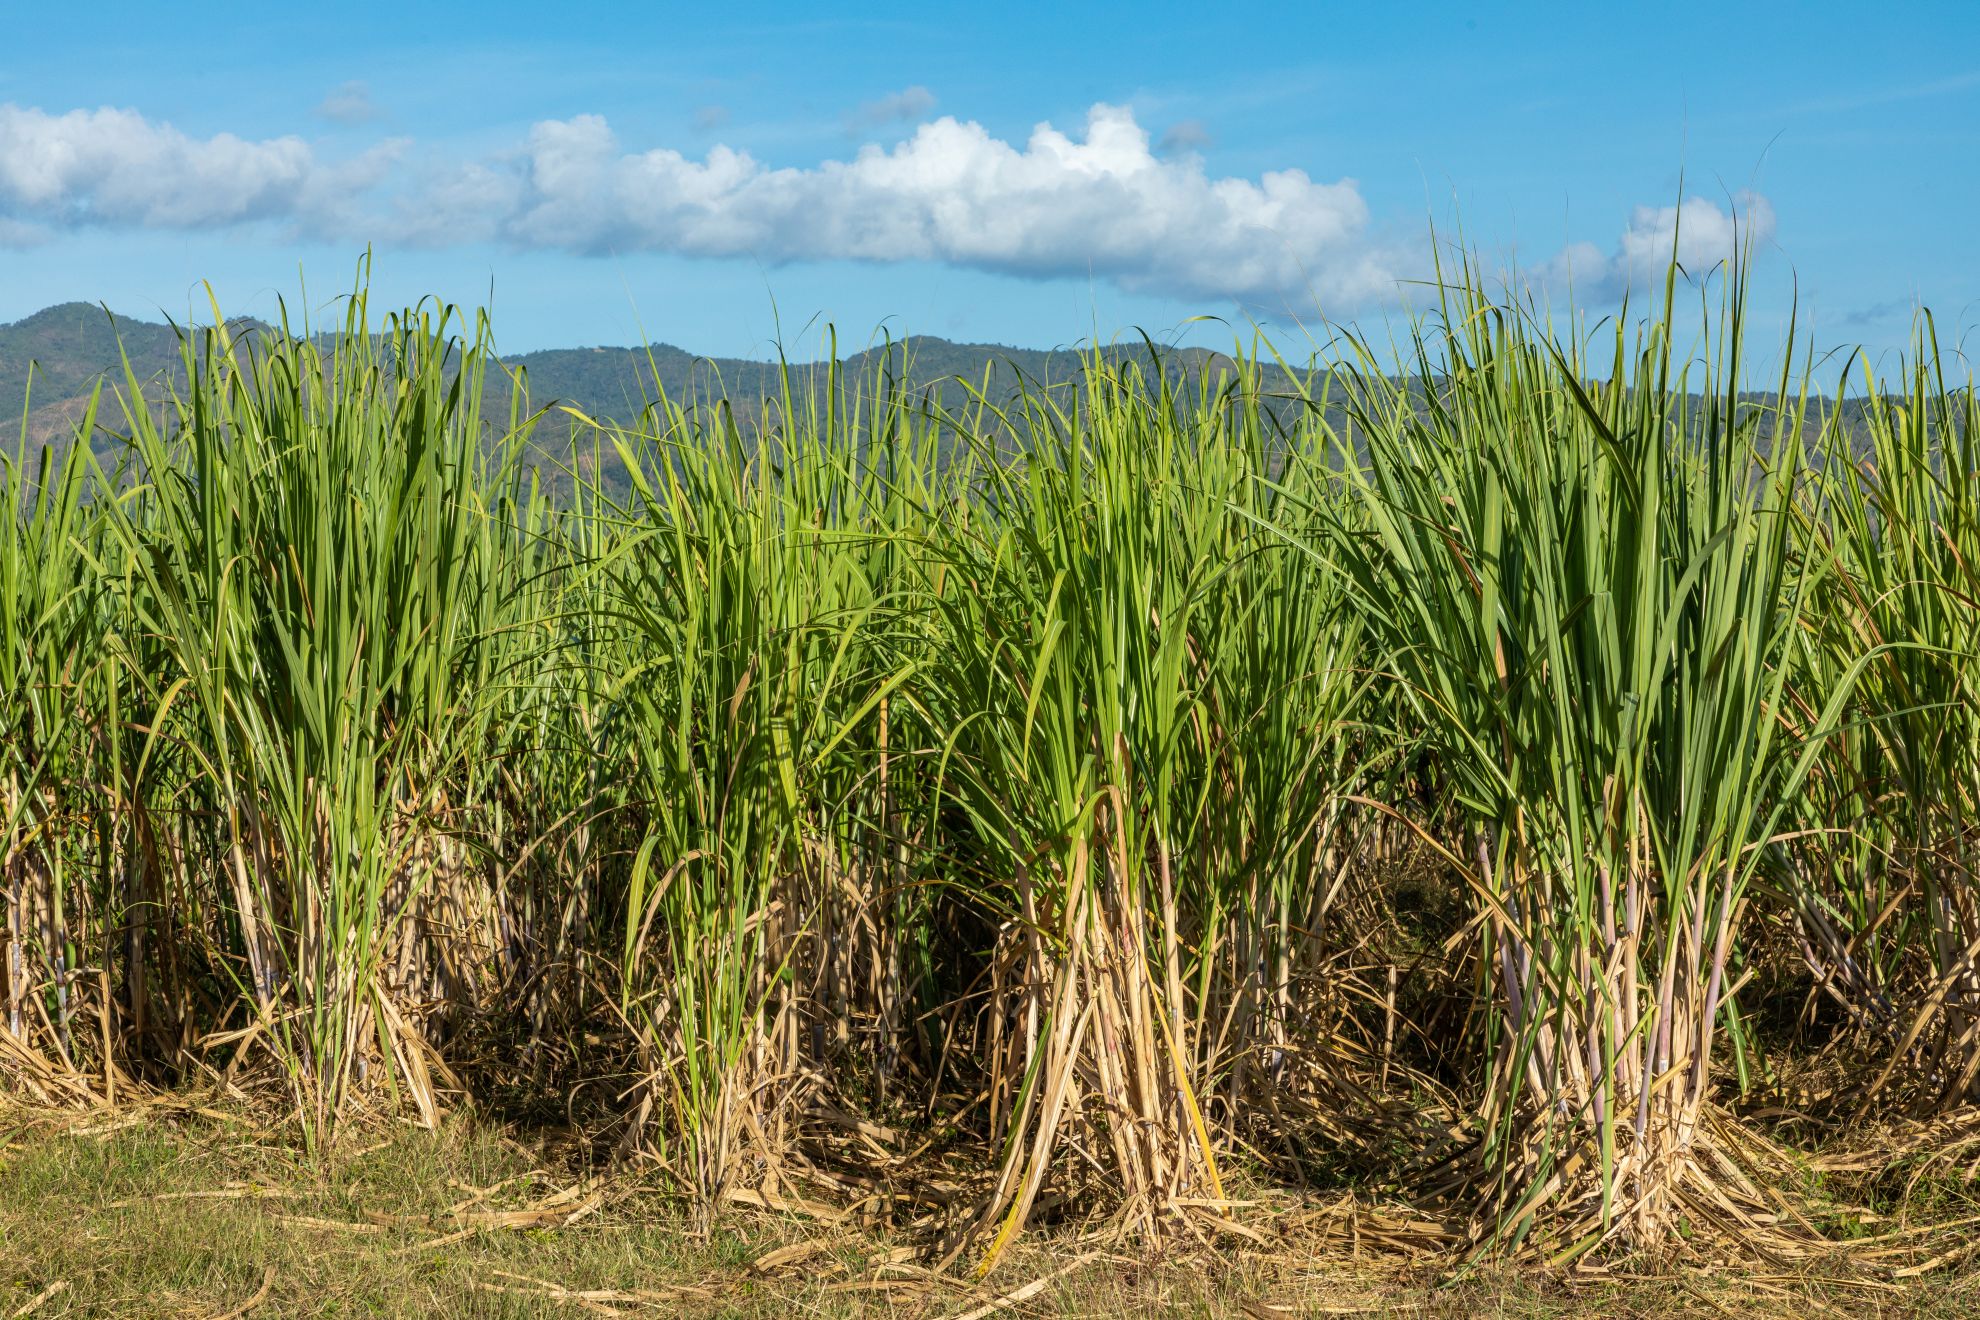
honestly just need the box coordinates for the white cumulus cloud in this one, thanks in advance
[1538,191,1777,299]
[396,104,1400,308]
[0,98,1777,315]
[0,105,318,228]
[0,103,407,237]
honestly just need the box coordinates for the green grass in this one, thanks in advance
[0,1109,774,1316]
[4,1109,1972,1317]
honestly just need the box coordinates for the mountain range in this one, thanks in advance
[4,303,1881,495]
[2,302,1292,451]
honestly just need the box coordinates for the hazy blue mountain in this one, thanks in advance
[3,303,1882,494]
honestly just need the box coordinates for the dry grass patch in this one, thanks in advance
[1,1108,1974,1317]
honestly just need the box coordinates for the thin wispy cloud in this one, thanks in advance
[1843,297,1915,328]
[843,85,936,134]
[0,216,46,247]
[1782,68,1980,117]
[314,80,383,125]
[692,105,730,131]
[1157,119,1212,153]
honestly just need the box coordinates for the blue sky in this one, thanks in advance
[1,2,1974,368]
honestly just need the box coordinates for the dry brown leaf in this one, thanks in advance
[206,1264,275,1320]
[944,1252,1096,1320]
[750,1238,837,1273]
[9,1281,68,1318]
